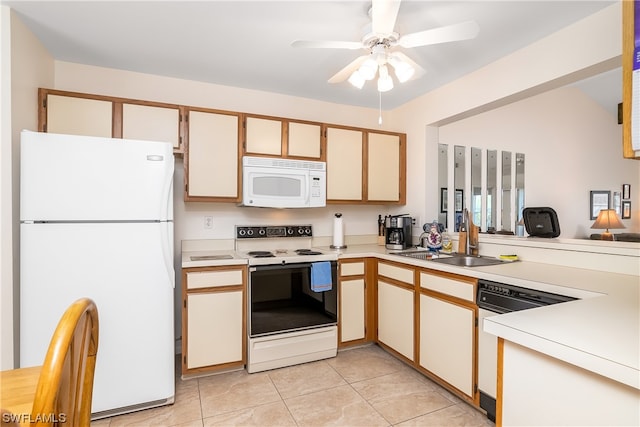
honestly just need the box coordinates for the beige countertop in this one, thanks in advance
[181,242,639,390]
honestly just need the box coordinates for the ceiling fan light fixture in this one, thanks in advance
[358,58,378,80]
[377,65,393,92]
[388,55,415,83]
[348,70,365,89]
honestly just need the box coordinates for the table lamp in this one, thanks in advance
[591,209,625,241]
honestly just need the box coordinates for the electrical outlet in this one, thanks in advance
[204,216,213,229]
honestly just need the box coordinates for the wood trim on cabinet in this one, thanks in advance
[496,337,504,427]
[622,0,638,159]
[362,130,369,202]
[112,102,123,138]
[37,88,47,132]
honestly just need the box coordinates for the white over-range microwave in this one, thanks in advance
[241,156,326,208]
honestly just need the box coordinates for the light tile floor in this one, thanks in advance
[92,344,494,426]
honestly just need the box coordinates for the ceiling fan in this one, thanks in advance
[291,0,479,92]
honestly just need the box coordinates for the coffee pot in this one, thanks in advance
[385,215,413,250]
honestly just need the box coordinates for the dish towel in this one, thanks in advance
[311,261,333,292]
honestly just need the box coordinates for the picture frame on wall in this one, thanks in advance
[622,201,631,219]
[623,184,631,200]
[590,190,610,220]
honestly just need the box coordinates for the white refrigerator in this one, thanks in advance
[19,130,175,418]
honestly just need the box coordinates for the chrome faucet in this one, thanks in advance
[463,209,477,256]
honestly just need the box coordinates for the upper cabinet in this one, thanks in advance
[121,103,181,151]
[41,92,113,138]
[243,114,323,160]
[184,108,241,202]
[39,89,184,154]
[326,126,364,202]
[326,126,406,205]
[368,132,405,203]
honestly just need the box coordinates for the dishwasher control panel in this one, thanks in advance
[477,279,577,313]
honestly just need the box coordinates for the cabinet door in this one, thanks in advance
[368,132,400,202]
[288,121,321,159]
[245,116,282,156]
[340,278,365,342]
[46,94,113,138]
[419,294,475,397]
[377,281,413,360]
[186,110,240,200]
[187,290,243,369]
[122,103,180,150]
[326,127,363,200]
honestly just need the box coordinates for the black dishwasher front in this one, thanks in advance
[477,279,576,421]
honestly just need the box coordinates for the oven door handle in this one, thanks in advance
[250,261,335,272]
[251,262,313,272]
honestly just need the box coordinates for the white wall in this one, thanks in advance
[1,7,54,369]
[439,86,639,237]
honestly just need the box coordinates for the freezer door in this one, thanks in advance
[20,222,175,413]
[20,130,174,221]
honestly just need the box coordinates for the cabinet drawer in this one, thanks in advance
[420,272,474,302]
[187,270,243,290]
[340,262,364,276]
[378,262,414,285]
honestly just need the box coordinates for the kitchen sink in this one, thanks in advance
[390,250,434,260]
[430,254,508,267]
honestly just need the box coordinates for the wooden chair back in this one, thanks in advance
[30,298,99,426]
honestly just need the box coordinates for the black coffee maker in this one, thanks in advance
[385,215,413,249]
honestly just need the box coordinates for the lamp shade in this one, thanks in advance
[591,209,625,240]
[591,209,625,230]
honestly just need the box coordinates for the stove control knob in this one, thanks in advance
[297,227,304,235]
[238,229,246,236]
[304,227,312,235]
[287,228,294,235]
[247,229,254,236]
[258,228,266,236]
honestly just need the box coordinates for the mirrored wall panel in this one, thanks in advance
[471,147,482,228]
[501,151,512,232]
[438,144,448,228]
[454,145,466,231]
[486,150,497,232]
[515,153,525,235]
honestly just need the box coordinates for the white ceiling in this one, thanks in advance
[4,0,619,112]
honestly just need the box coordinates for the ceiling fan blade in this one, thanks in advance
[291,40,363,50]
[328,55,369,83]
[391,51,425,80]
[398,20,479,48]
[372,0,401,35]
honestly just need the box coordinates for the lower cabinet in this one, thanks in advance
[418,270,478,401]
[182,265,246,377]
[376,261,415,361]
[339,259,367,345]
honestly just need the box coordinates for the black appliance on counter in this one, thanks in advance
[385,215,413,250]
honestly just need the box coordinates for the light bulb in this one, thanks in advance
[377,65,393,92]
[348,70,365,89]
[358,58,377,81]
[388,55,415,83]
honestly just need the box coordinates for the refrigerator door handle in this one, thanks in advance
[161,222,175,289]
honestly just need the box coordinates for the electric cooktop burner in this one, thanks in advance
[247,251,275,258]
[295,249,323,256]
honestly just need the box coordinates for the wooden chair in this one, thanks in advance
[30,298,99,426]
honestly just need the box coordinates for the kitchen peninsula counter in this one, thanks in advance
[321,243,639,394]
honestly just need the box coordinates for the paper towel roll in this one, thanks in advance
[331,213,346,249]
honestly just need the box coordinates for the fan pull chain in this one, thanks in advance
[378,91,383,125]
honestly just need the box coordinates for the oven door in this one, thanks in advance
[248,261,337,337]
